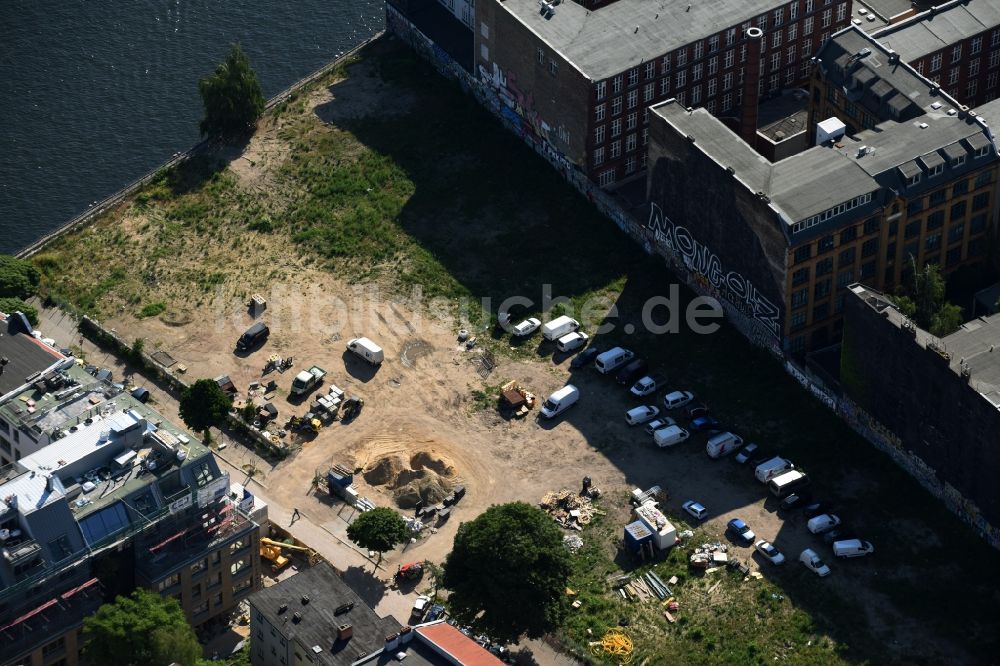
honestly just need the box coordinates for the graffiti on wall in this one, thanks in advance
[647,203,781,338]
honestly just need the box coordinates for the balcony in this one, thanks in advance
[3,539,41,567]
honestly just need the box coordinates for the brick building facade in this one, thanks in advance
[475,0,851,188]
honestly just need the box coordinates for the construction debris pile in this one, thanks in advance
[540,489,603,531]
[563,534,584,553]
[589,628,634,665]
[610,571,674,602]
[500,380,535,417]
[689,542,730,569]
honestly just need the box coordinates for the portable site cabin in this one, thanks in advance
[633,502,678,550]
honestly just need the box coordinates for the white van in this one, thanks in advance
[556,331,589,353]
[595,347,634,374]
[705,431,743,459]
[654,425,690,448]
[754,456,794,483]
[540,384,580,418]
[832,539,874,558]
[347,337,384,365]
[768,469,810,497]
[542,315,580,341]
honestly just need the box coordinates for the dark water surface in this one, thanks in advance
[0,0,384,253]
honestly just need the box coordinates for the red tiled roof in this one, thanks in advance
[416,622,506,666]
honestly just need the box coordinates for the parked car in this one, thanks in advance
[615,358,649,386]
[653,425,690,448]
[684,401,710,419]
[663,390,695,410]
[779,491,812,511]
[754,540,786,565]
[689,415,722,432]
[644,417,677,435]
[411,595,431,619]
[832,539,875,558]
[570,347,600,368]
[747,451,775,469]
[511,318,541,337]
[733,442,759,464]
[799,549,831,577]
[807,514,842,534]
[726,518,756,545]
[556,331,589,353]
[630,374,668,398]
[682,500,708,520]
[425,604,446,622]
[803,501,834,519]
[625,405,660,425]
[822,528,856,545]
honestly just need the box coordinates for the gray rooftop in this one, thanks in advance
[874,0,1000,62]
[943,314,1000,409]
[498,0,790,81]
[249,562,401,666]
[0,314,65,399]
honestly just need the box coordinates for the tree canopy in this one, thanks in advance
[894,261,964,337]
[346,507,408,565]
[198,43,266,139]
[83,588,201,666]
[179,378,232,434]
[443,502,571,644]
[0,254,40,300]
[0,297,37,325]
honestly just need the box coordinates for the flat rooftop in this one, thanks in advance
[0,313,64,399]
[874,0,1000,62]
[250,562,401,666]
[498,0,793,81]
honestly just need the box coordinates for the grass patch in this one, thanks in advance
[138,302,166,319]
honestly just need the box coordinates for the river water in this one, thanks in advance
[0,0,384,254]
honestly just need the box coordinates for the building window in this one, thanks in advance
[791,289,808,308]
[929,163,944,178]
[792,267,810,285]
[839,226,856,244]
[970,58,981,77]
[626,112,637,131]
[593,147,605,166]
[948,222,965,244]
[645,61,656,80]
[975,145,991,158]
[804,16,814,35]
[904,220,922,239]
[480,21,489,39]
[628,68,639,86]
[191,558,208,575]
[548,59,559,77]
[612,96,622,115]
[596,81,607,100]
[691,85,702,104]
[817,235,834,253]
[790,312,807,330]
[821,8,831,28]
[611,119,621,137]
[928,189,946,207]
[626,134,637,152]
[708,56,719,75]
[930,53,942,72]
[723,72,733,90]
[794,244,812,263]
[861,238,878,258]
[952,44,963,63]
[598,169,615,187]
[660,77,671,95]
[642,127,649,145]
[721,92,732,111]
[43,637,66,658]
[625,157,637,174]
[594,125,605,144]
[813,302,829,322]
[537,48,545,65]
[676,70,687,88]
[693,40,704,60]
[972,36,983,55]
[836,270,854,288]
[948,67,960,85]
[815,257,833,276]
[946,246,963,267]
[157,573,180,591]
[814,279,831,299]
[707,78,717,97]
[925,233,942,251]
[677,49,688,67]
[661,53,672,73]
[951,200,967,221]
[772,31,782,49]
[991,53,1000,72]
[724,49,734,69]
[864,216,880,235]
[612,75,623,94]
[971,213,988,234]
[838,246,855,266]
[595,103,606,123]
[973,192,991,210]
[927,210,944,230]
[643,82,655,102]
[975,170,993,188]
[709,35,720,52]
[480,44,489,62]
[860,261,876,278]
[231,558,248,575]
[610,140,621,158]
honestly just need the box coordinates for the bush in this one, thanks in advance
[0,297,38,325]
[0,254,41,299]
[138,302,166,318]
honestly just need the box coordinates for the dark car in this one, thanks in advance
[689,416,722,432]
[747,451,773,468]
[615,358,649,385]
[236,321,269,352]
[779,491,813,511]
[726,518,756,545]
[684,401,710,419]
[425,604,446,622]
[570,347,600,369]
[822,528,856,545]
[803,501,834,519]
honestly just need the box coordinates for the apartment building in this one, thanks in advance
[475,0,851,187]
[873,0,1000,107]
[645,26,999,353]
[0,362,261,666]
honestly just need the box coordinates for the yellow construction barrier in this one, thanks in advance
[589,628,634,665]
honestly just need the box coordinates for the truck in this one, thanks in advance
[347,337,384,365]
[290,365,326,397]
[629,373,667,397]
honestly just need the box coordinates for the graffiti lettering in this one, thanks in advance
[647,203,781,337]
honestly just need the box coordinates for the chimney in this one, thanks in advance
[385,633,401,651]
[741,27,764,149]
[337,624,353,641]
[399,626,414,644]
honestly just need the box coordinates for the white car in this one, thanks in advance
[411,595,431,618]
[733,442,759,464]
[644,417,677,435]
[754,540,785,565]
[625,405,660,425]
[799,548,831,576]
[556,331,589,353]
[663,390,695,410]
[807,514,842,534]
[682,500,708,520]
[511,318,541,337]
[630,374,666,398]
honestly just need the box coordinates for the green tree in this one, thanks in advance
[423,559,445,597]
[198,44,266,139]
[443,502,571,644]
[83,588,201,666]
[0,254,40,299]
[346,507,408,566]
[894,260,963,337]
[0,297,38,325]
[179,378,233,436]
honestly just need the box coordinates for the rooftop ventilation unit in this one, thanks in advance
[293,612,303,623]
[947,109,957,116]
[930,102,943,110]
[301,595,310,605]
[278,603,288,614]
[919,122,929,129]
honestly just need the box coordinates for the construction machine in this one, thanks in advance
[259,537,320,571]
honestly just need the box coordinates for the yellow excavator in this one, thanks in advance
[259,538,320,571]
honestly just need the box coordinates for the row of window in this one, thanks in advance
[791,192,874,234]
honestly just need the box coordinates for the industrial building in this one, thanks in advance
[645,25,1000,352]
[249,562,504,666]
[841,284,1000,527]
[474,0,852,186]
[0,360,261,666]
[873,0,1000,108]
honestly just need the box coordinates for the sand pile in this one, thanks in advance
[361,450,458,509]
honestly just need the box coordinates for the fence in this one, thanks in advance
[15,32,385,261]
[387,7,1000,549]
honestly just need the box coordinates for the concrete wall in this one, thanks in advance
[841,292,1000,526]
